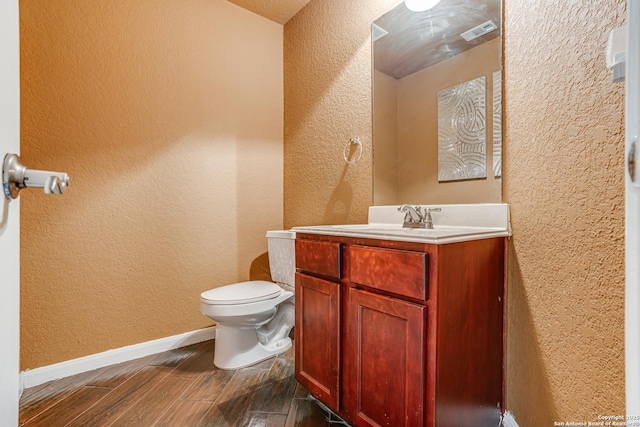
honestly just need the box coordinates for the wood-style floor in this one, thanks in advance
[19,340,347,427]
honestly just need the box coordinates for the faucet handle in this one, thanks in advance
[423,207,441,229]
[423,207,442,219]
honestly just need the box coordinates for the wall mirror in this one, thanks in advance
[372,0,502,205]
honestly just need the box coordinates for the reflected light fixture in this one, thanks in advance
[405,0,442,12]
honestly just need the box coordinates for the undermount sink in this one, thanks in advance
[293,204,511,244]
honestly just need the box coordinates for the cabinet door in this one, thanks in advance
[344,287,426,427]
[295,273,341,411]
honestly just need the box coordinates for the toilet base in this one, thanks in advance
[213,323,292,370]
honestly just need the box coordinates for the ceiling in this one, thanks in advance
[227,0,313,25]
[374,0,501,79]
[226,0,500,79]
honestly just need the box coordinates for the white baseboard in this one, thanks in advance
[501,411,519,427]
[19,326,216,391]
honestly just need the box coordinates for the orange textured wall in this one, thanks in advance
[20,0,283,369]
[283,0,398,228]
[503,0,626,423]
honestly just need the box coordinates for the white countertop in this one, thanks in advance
[292,203,511,245]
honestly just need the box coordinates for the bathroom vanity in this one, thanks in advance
[293,204,510,427]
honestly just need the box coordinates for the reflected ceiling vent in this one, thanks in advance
[460,20,498,42]
[372,23,389,42]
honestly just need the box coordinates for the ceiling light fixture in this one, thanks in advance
[405,0,442,12]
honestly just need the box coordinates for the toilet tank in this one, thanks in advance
[266,230,296,292]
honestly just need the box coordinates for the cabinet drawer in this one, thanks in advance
[350,245,427,300]
[296,239,342,279]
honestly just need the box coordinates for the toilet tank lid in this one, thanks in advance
[200,281,282,305]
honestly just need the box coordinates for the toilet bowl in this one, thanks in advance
[200,230,296,369]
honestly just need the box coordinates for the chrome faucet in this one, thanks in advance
[398,205,441,229]
[398,205,424,228]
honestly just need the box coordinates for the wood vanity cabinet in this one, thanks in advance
[294,233,506,427]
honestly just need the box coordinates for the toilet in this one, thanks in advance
[200,230,296,369]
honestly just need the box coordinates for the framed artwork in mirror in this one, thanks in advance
[493,70,502,178]
[437,76,487,182]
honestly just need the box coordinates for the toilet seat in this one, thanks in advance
[200,281,282,305]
